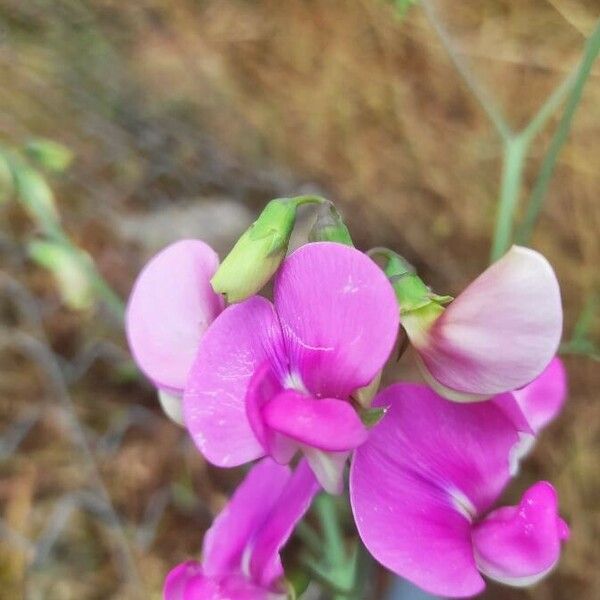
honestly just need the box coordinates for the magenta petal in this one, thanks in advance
[202,459,291,577]
[274,242,399,399]
[350,383,520,597]
[250,460,320,587]
[472,482,568,587]
[512,357,567,433]
[417,246,562,397]
[262,391,368,452]
[126,240,223,394]
[164,564,274,600]
[184,296,286,466]
[164,562,218,600]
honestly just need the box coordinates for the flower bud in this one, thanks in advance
[211,196,325,303]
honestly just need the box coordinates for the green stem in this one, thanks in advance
[516,22,600,244]
[315,494,346,568]
[490,135,527,262]
[520,70,576,146]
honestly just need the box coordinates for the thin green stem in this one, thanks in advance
[520,69,576,145]
[516,22,600,244]
[315,494,346,568]
[421,0,512,141]
[490,135,528,261]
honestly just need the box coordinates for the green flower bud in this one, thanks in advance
[28,240,94,311]
[309,203,353,246]
[25,139,73,172]
[212,196,325,303]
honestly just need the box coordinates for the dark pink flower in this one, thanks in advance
[126,240,224,422]
[183,242,399,492]
[165,458,319,600]
[350,383,568,597]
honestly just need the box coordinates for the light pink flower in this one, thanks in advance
[403,246,563,401]
[350,383,568,598]
[126,240,224,422]
[164,458,319,600]
[183,242,399,492]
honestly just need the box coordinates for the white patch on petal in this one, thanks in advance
[448,487,476,521]
[509,433,536,476]
[475,548,558,587]
[158,390,184,426]
[302,447,349,494]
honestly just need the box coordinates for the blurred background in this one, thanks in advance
[1,1,598,598]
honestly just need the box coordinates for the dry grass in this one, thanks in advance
[0,0,598,598]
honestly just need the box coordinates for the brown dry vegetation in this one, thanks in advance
[0,1,599,598]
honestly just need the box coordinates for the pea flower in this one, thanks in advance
[401,246,563,401]
[126,240,224,424]
[184,242,399,492]
[350,383,569,598]
[165,458,319,600]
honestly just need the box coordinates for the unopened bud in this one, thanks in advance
[212,196,325,303]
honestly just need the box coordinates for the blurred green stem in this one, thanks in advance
[516,22,600,245]
[490,136,527,261]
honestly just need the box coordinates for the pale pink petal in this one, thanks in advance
[262,391,368,452]
[350,383,519,597]
[126,240,223,394]
[415,246,562,397]
[250,460,320,587]
[512,357,567,433]
[472,482,568,587]
[184,297,286,466]
[202,459,290,577]
[274,242,399,399]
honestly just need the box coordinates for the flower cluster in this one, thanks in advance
[126,198,568,599]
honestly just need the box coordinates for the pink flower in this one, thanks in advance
[126,240,224,423]
[403,246,563,401]
[164,458,319,600]
[183,242,399,492]
[350,383,568,598]
[493,357,567,474]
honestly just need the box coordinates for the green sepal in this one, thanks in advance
[359,406,388,428]
[309,203,354,246]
